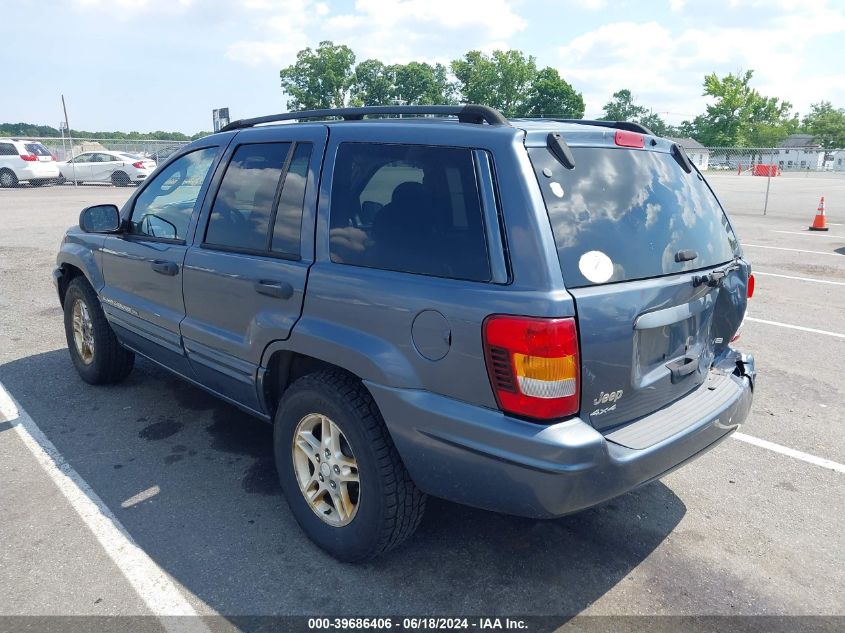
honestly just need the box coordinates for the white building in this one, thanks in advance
[830,150,845,172]
[666,137,710,170]
[761,134,825,171]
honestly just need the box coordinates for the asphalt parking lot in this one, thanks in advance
[0,175,843,629]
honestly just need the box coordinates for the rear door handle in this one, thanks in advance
[254,279,293,299]
[151,260,179,276]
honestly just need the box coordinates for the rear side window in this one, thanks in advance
[205,143,291,252]
[329,143,491,282]
[0,143,18,156]
[24,143,51,157]
[529,146,739,288]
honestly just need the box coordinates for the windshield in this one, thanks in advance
[529,146,739,288]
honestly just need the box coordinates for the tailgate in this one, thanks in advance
[527,137,749,431]
[570,265,749,431]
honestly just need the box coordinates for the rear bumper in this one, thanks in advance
[367,352,755,518]
[16,163,60,180]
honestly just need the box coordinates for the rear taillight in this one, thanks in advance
[483,316,580,421]
[731,274,755,342]
[20,154,37,161]
[614,130,644,148]
[133,161,144,168]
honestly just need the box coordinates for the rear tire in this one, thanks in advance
[0,169,18,188]
[111,171,130,187]
[274,370,426,562]
[63,277,135,385]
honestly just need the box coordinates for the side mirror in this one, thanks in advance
[79,204,122,233]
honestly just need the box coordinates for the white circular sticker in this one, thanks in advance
[579,250,614,283]
[549,181,565,198]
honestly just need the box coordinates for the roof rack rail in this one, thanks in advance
[554,119,654,135]
[220,104,509,132]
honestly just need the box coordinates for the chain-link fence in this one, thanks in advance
[31,137,191,163]
[693,146,845,174]
[3,133,844,190]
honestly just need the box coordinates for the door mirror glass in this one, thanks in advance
[79,204,121,233]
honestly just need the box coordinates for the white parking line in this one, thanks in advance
[754,271,845,286]
[0,382,209,632]
[733,433,845,474]
[743,244,842,257]
[746,316,845,338]
[772,230,844,239]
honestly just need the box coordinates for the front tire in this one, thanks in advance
[274,371,426,562]
[63,277,135,385]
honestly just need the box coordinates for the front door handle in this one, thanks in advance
[151,260,179,276]
[254,279,293,299]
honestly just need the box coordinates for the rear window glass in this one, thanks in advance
[529,147,739,288]
[25,143,51,156]
[329,143,491,282]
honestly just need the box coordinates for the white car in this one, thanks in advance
[58,151,157,186]
[0,138,61,187]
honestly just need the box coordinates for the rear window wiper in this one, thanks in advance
[693,258,741,287]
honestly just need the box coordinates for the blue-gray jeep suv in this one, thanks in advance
[54,105,756,561]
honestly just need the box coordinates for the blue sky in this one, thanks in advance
[3,0,844,133]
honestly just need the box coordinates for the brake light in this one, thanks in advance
[614,130,644,148]
[731,274,755,342]
[483,316,580,421]
[20,154,37,161]
[133,161,144,168]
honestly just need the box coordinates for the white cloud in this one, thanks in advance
[222,0,527,70]
[224,0,327,65]
[558,1,845,121]
[67,0,194,13]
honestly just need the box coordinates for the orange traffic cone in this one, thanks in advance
[809,196,828,231]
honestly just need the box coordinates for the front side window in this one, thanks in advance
[329,143,491,282]
[129,147,217,240]
[272,143,312,255]
[204,143,291,252]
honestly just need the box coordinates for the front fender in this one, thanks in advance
[55,231,107,298]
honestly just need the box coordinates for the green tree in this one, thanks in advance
[599,89,668,134]
[638,111,669,136]
[392,62,455,105]
[692,70,795,146]
[524,67,584,118]
[801,101,845,149]
[279,41,356,110]
[451,50,536,116]
[600,89,647,121]
[351,59,393,106]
